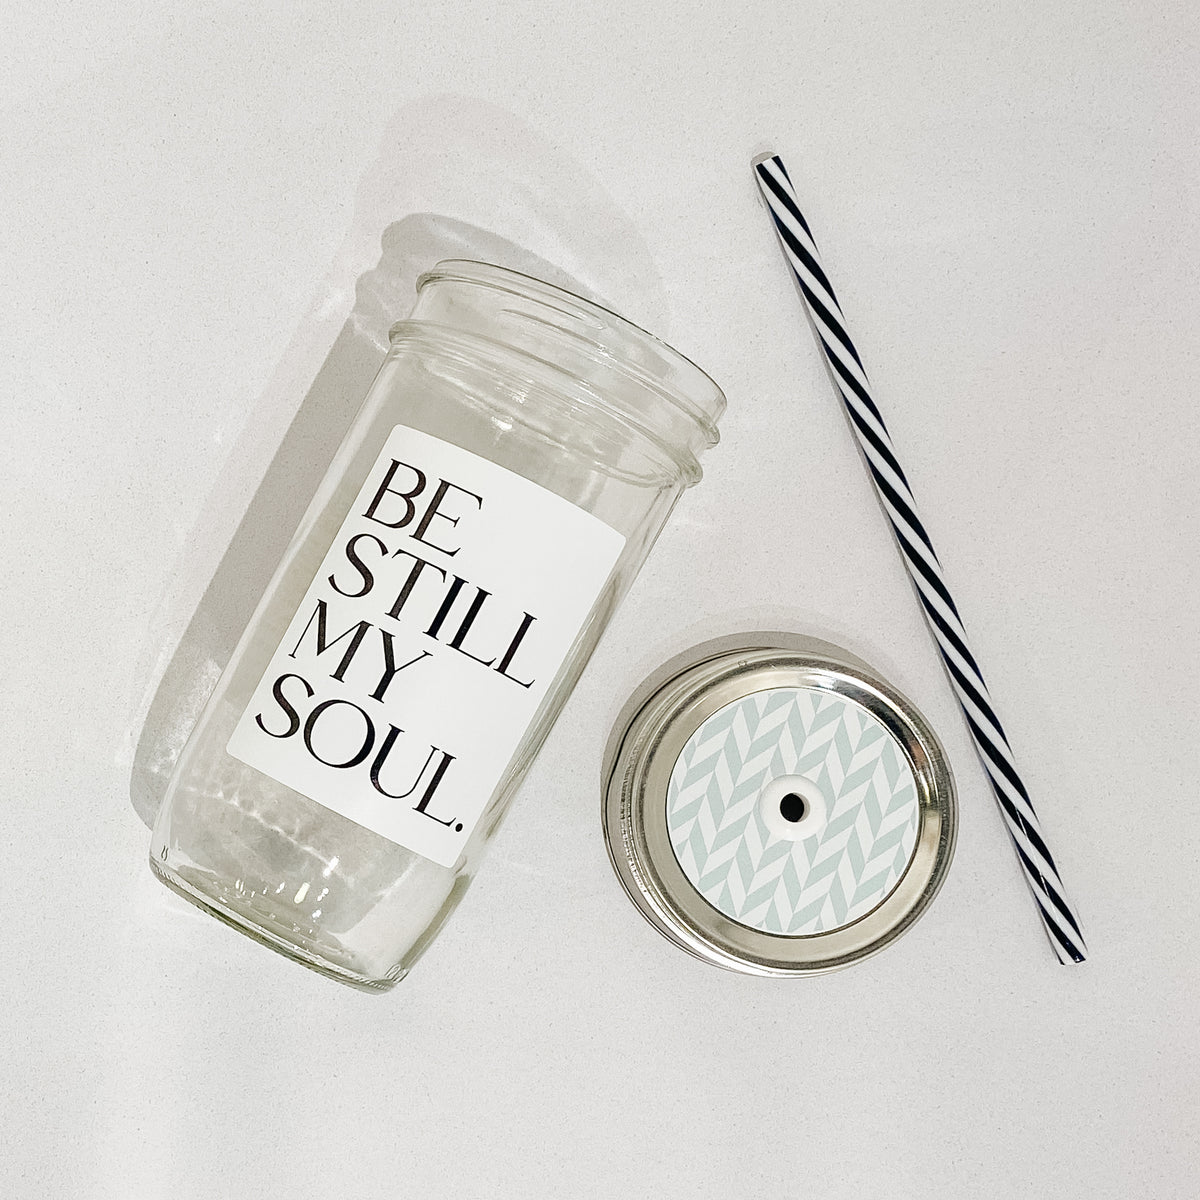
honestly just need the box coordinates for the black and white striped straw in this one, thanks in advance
[753,152,1087,964]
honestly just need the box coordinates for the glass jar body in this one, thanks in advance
[150,262,723,990]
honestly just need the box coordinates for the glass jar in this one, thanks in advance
[150,260,725,991]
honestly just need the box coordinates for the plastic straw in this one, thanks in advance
[753,152,1087,964]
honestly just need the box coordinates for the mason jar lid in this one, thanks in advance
[602,633,956,975]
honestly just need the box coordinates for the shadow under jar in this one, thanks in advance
[150,260,726,991]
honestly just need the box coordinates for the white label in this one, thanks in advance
[227,425,625,867]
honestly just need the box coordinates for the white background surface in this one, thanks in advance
[3,3,1197,1197]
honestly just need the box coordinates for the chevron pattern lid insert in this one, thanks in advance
[666,686,920,935]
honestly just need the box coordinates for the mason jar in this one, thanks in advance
[150,260,726,991]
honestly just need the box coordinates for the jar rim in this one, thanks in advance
[413,260,726,448]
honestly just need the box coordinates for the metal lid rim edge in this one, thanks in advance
[602,633,957,976]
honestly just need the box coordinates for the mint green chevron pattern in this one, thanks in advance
[666,687,919,935]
